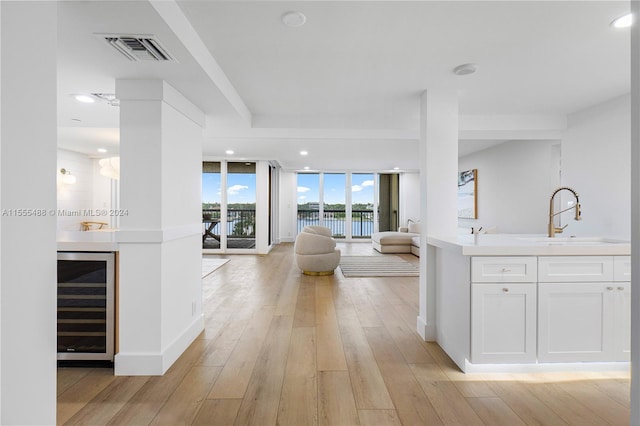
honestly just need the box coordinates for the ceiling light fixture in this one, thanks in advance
[611,13,633,28]
[282,11,306,28]
[453,63,478,76]
[74,94,95,103]
[225,149,234,155]
[300,150,308,156]
[303,166,310,170]
[98,148,107,153]
[393,167,400,170]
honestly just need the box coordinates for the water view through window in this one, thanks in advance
[297,172,374,238]
[202,161,256,250]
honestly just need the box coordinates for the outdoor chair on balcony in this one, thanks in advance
[294,226,341,276]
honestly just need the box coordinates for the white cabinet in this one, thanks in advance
[471,283,537,363]
[471,257,537,364]
[538,282,613,362]
[537,256,630,363]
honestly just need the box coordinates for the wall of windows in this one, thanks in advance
[296,172,377,239]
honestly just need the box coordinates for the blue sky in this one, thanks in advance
[297,173,374,205]
[203,172,374,205]
[202,173,257,204]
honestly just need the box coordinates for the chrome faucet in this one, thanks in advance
[548,187,581,237]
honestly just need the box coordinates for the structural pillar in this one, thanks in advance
[1,2,57,423]
[417,89,459,341]
[115,80,204,375]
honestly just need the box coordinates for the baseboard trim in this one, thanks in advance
[464,360,630,374]
[114,316,204,376]
[417,316,436,342]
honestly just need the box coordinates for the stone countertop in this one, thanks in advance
[57,230,119,251]
[427,233,631,256]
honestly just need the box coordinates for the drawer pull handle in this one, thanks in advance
[617,286,625,291]
[501,268,511,273]
[606,286,614,291]
[502,288,509,293]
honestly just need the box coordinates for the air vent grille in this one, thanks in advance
[101,35,175,62]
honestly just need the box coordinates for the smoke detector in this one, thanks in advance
[98,34,176,62]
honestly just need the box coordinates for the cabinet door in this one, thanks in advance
[613,282,631,361]
[538,282,614,362]
[471,283,537,364]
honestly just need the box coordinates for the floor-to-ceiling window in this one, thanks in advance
[323,173,346,238]
[296,172,376,239]
[297,173,320,232]
[351,173,375,238]
[202,161,257,251]
[202,162,221,249]
[227,162,256,249]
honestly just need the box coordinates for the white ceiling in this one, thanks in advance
[56,1,631,170]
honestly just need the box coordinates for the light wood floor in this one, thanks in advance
[57,242,631,425]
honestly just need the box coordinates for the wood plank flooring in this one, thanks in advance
[57,242,631,425]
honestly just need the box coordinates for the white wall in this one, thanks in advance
[57,150,117,231]
[562,94,631,238]
[1,3,57,423]
[458,140,560,234]
[57,150,94,230]
[399,172,420,225]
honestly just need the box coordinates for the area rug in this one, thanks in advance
[202,258,230,278]
[339,255,419,277]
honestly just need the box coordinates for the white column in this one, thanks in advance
[1,3,57,423]
[256,160,270,253]
[115,80,204,375]
[417,89,459,341]
[630,1,640,422]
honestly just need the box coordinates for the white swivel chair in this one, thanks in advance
[294,226,341,275]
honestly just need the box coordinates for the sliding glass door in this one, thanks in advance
[202,161,257,251]
[351,173,375,238]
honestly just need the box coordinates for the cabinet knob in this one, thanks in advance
[502,288,509,293]
[606,286,614,291]
[501,268,511,273]
[617,286,625,291]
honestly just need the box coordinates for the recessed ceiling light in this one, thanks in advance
[393,167,400,170]
[300,150,308,156]
[453,63,478,76]
[98,148,107,153]
[282,11,306,27]
[303,166,310,170]
[225,149,234,155]
[611,13,633,28]
[74,94,96,103]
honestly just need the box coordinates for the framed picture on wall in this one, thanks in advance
[458,169,477,219]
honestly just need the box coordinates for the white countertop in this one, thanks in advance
[427,233,631,256]
[57,230,119,251]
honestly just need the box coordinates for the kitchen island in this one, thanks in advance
[427,233,631,373]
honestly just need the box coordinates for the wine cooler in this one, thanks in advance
[57,252,115,361]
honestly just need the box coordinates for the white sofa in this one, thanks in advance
[294,226,341,275]
[371,220,421,256]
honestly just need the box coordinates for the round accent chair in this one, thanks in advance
[294,226,341,276]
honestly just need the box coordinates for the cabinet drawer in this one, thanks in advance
[471,257,537,283]
[614,256,631,282]
[538,256,613,282]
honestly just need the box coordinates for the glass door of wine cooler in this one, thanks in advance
[57,252,115,361]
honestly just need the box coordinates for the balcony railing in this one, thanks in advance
[203,208,255,238]
[297,209,374,238]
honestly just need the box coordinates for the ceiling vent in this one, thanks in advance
[99,34,175,62]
